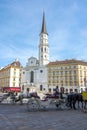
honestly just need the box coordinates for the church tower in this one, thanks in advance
[39,12,49,66]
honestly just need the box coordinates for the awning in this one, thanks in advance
[3,87,21,92]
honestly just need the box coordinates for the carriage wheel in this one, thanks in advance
[27,98,40,111]
[56,100,70,110]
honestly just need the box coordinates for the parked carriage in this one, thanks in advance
[26,92,69,111]
[0,91,70,111]
[0,92,10,103]
[0,92,20,104]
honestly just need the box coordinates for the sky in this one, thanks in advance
[0,0,87,67]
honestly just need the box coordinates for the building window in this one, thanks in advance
[69,71,72,75]
[84,67,86,69]
[65,67,67,69]
[61,67,63,70]
[41,48,43,52]
[74,66,76,68]
[23,71,25,74]
[70,76,72,80]
[14,68,16,71]
[84,71,86,76]
[74,70,76,74]
[40,85,43,91]
[74,76,77,80]
[69,66,71,69]
[45,48,46,52]
[53,71,55,75]
[61,71,63,75]
[80,70,82,75]
[65,71,67,75]
[30,71,34,83]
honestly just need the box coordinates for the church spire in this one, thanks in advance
[41,12,48,35]
[39,12,49,66]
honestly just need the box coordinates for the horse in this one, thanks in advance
[16,92,40,104]
[67,93,77,109]
[67,92,87,109]
[76,93,84,109]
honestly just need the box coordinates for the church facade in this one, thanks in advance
[21,12,87,94]
[21,12,49,93]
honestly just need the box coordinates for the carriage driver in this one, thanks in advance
[53,86,59,96]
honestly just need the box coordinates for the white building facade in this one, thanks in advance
[21,12,49,93]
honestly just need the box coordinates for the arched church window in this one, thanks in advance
[30,71,34,83]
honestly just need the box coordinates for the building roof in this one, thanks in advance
[40,11,48,35]
[47,59,87,66]
[0,60,21,71]
[11,61,21,67]
[28,56,37,60]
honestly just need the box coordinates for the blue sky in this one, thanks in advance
[0,0,87,67]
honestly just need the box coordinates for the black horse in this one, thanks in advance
[67,93,77,109]
[67,93,87,109]
[76,93,84,108]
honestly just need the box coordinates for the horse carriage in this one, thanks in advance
[0,90,69,111]
[25,92,69,111]
[0,92,19,104]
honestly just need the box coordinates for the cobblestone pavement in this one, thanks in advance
[0,104,87,130]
